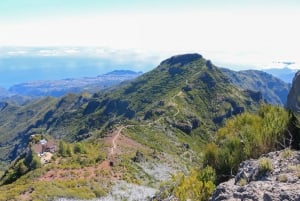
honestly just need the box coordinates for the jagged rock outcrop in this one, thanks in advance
[286,71,300,112]
[210,150,300,201]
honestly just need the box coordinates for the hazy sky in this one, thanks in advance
[0,0,300,69]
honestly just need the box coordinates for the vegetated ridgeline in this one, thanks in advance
[221,68,290,106]
[0,52,264,170]
[0,53,274,200]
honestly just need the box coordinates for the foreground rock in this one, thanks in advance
[210,150,300,201]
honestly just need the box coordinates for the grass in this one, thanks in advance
[281,149,293,159]
[297,167,300,179]
[237,178,248,186]
[258,157,273,175]
[277,174,288,182]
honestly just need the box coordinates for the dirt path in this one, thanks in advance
[109,125,134,156]
[171,91,182,117]
[110,126,125,155]
[38,125,138,182]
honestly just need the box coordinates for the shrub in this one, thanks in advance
[174,167,215,201]
[74,143,86,154]
[206,105,291,182]
[258,157,273,175]
[277,174,288,182]
[281,149,293,159]
[237,178,248,186]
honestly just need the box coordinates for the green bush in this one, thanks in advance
[258,157,273,175]
[204,105,290,182]
[74,143,86,154]
[174,167,216,201]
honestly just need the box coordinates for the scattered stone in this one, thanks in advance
[132,150,145,163]
[210,150,300,201]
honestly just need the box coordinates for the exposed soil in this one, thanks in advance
[38,126,146,182]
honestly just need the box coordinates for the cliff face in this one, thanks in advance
[210,150,300,201]
[286,71,300,112]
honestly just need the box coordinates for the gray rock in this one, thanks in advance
[210,150,300,201]
[286,71,300,111]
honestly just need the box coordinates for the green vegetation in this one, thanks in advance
[281,148,293,159]
[221,68,290,105]
[0,54,298,200]
[0,139,107,200]
[0,150,42,185]
[0,179,108,201]
[237,178,248,186]
[162,167,216,201]
[204,104,291,181]
[258,157,273,175]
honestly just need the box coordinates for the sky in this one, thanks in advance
[0,0,300,70]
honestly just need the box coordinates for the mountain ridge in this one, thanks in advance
[221,68,290,106]
[0,53,267,200]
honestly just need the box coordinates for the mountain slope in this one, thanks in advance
[0,54,264,166]
[221,68,290,106]
[37,53,262,141]
[0,53,264,200]
[0,97,59,169]
[286,71,300,112]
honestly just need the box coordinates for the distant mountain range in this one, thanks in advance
[262,67,298,83]
[1,70,142,98]
[222,69,291,105]
[0,47,159,88]
[0,67,291,108]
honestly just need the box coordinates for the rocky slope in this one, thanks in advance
[286,71,300,112]
[222,69,290,106]
[210,150,300,201]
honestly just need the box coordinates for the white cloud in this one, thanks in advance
[0,9,299,69]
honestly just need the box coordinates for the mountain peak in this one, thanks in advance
[160,53,202,66]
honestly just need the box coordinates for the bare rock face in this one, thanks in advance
[210,150,300,201]
[286,71,300,112]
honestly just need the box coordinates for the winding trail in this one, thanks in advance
[110,126,124,155]
[170,91,183,117]
[109,125,133,156]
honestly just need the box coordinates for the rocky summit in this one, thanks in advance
[210,150,300,201]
